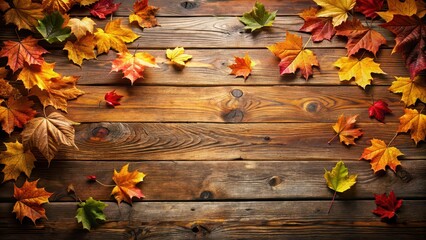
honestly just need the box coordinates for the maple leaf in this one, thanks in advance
[381,15,426,79]
[299,7,336,42]
[166,47,192,67]
[3,0,44,30]
[42,0,74,14]
[0,36,48,73]
[30,75,85,112]
[21,112,79,163]
[355,0,384,18]
[369,100,392,123]
[377,0,417,22]
[328,114,363,145]
[104,90,123,107]
[36,11,72,44]
[313,0,356,26]
[324,161,357,213]
[389,76,426,106]
[0,79,16,99]
[76,197,107,230]
[111,164,145,204]
[64,34,97,66]
[94,19,139,55]
[67,17,96,40]
[0,141,36,182]
[77,0,99,6]
[267,31,319,80]
[360,138,404,173]
[0,96,36,134]
[90,0,121,19]
[111,51,159,85]
[398,108,426,144]
[334,56,386,88]
[239,1,277,32]
[228,53,255,80]
[336,19,387,56]
[18,62,61,90]
[129,0,160,29]
[372,191,403,220]
[13,179,52,224]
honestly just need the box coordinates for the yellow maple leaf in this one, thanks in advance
[3,0,44,30]
[334,56,386,89]
[94,19,139,55]
[18,62,61,90]
[377,0,417,22]
[389,76,426,106]
[314,0,356,26]
[166,47,192,67]
[398,108,426,145]
[360,138,404,173]
[64,34,97,66]
[0,141,36,182]
[111,164,145,204]
[77,0,99,6]
[67,17,96,40]
[42,0,74,14]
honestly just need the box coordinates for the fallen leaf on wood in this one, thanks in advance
[377,0,417,22]
[67,17,96,40]
[0,96,36,134]
[42,0,74,14]
[104,90,123,107]
[111,164,145,204]
[166,47,192,67]
[111,51,159,85]
[36,11,72,44]
[129,0,160,28]
[239,1,277,32]
[372,190,403,220]
[398,108,426,144]
[2,0,44,30]
[299,7,336,42]
[229,53,255,80]
[18,62,61,90]
[76,197,107,230]
[94,19,139,55]
[389,76,426,106]
[369,100,392,122]
[63,34,97,66]
[313,0,356,26]
[0,141,36,182]
[355,0,384,18]
[329,114,363,145]
[90,0,121,19]
[360,138,403,173]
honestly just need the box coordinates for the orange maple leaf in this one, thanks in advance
[3,0,44,30]
[42,0,74,14]
[0,140,36,182]
[13,179,52,224]
[398,108,426,145]
[0,68,16,99]
[129,0,160,28]
[111,164,145,204]
[229,53,255,80]
[18,62,61,90]
[329,114,363,145]
[389,76,426,106]
[111,51,159,85]
[360,138,404,173]
[0,96,36,134]
[267,31,319,80]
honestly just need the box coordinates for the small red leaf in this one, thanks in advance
[87,175,97,181]
[90,0,121,19]
[372,190,403,220]
[369,100,392,122]
[104,90,123,107]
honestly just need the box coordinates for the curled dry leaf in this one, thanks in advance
[329,114,363,145]
[111,164,145,204]
[0,141,36,182]
[360,138,404,173]
[129,0,160,28]
[229,53,255,80]
[398,108,426,145]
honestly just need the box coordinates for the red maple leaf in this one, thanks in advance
[90,0,121,19]
[104,90,123,107]
[369,100,392,122]
[372,190,403,220]
[355,0,384,18]
[299,7,336,42]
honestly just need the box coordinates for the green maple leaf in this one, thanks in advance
[239,1,277,32]
[76,197,107,230]
[36,11,71,44]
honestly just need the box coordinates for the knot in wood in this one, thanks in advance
[90,127,110,141]
[304,101,320,113]
[180,1,198,9]
[222,109,244,122]
[268,176,282,187]
[231,89,243,98]
[200,191,213,200]
[396,169,412,183]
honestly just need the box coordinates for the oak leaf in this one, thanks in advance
[21,112,79,163]
[369,100,392,123]
[267,31,319,80]
[0,141,36,182]
[329,114,363,145]
[377,0,417,22]
[111,51,159,85]
[129,0,160,29]
[229,53,255,80]
[239,1,277,32]
[360,138,404,173]
[355,0,384,18]
[313,0,356,26]
[0,36,48,73]
[111,164,145,204]
[3,0,44,30]
[63,34,96,66]
[373,191,403,220]
[299,7,336,42]
[36,11,72,44]
[166,47,192,67]
[94,19,139,55]
[104,89,123,107]
[0,96,36,134]
[13,179,52,224]
[18,62,61,90]
[398,108,426,144]
[42,0,74,14]
[389,76,426,106]
[67,17,96,40]
[76,197,107,230]
[334,56,385,88]
[90,0,121,19]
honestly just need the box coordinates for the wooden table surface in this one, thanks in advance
[1,0,425,239]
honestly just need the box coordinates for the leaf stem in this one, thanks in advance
[328,190,337,214]
[303,36,312,50]
[96,180,115,187]
[387,132,399,147]
[14,28,21,42]
[328,133,339,144]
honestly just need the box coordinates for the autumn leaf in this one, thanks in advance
[166,47,192,67]
[299,7,336,42]
[42,0,74,14]
[0,141,36,182]
[36,11,72,44]
[2,0,44,30]
[76,197,107,230]
[335,19,387,56]
[377,0,417,22]
[111,164,145,204]
[369,100,392,123]
[373,191,403,220]
[0,36,48,73]
[389,76,426,106]
[77,0,99,6]
[94,19,139,55]
[314,0,356,26]
[267,31,319,80]
[398,108,426,144]
[13,179,52,224]
[67,17,96,40]
[0,96,36,134]
[381,15,426,79]
[360,138,404,173]
[0,79,16,99]
[129,0,160,29]
[334,56,386,88]
[90,0,121,19]
[329,114,363,145]
[239,1,277,32]
[111,51,159,85]
[18,62,61,90]
[355,0,384,18]
[64,34,97,66]
[229,53,255,80]
[21,112,79,163]
[104,90,123,107]
[324,161,357,213]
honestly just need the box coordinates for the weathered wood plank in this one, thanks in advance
[0,160,424,201]
[0,201,425,240]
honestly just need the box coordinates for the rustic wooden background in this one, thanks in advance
[1,0,425,239]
